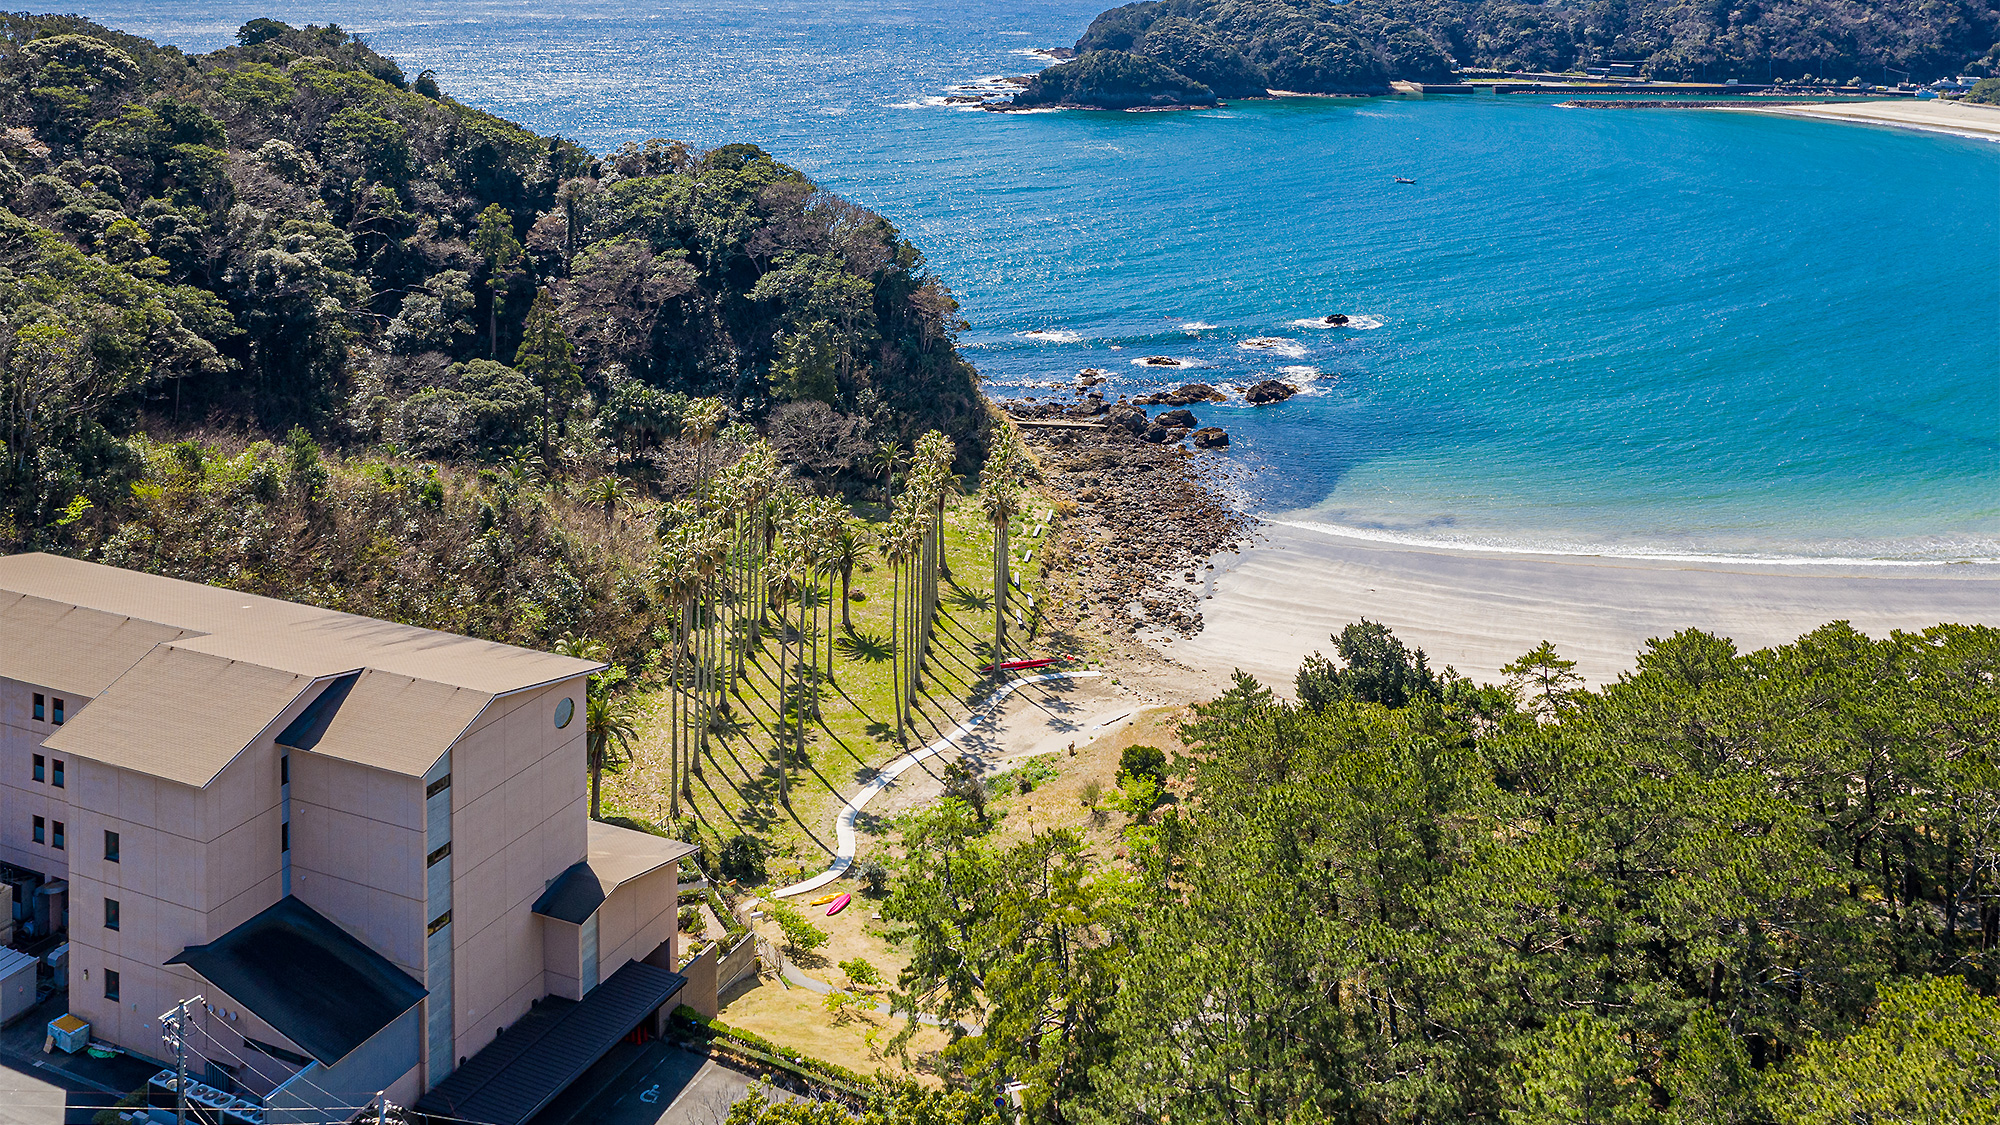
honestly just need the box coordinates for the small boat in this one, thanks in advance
[1395,177,1417,184]
[825,893,852,916]
[809,892,840,907]
[978,657,1061,673]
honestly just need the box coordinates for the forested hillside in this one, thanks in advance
[1064,0,2000,94]
[0,15,986,556]
[875,621,2000,1124]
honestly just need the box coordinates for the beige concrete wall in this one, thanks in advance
[596,864,679,978]
[291,755,425,978]
[448,678,588,1063]
[540,917,583,1001]
[0,674,73,882]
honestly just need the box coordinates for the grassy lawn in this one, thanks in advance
[602,493,1077,888]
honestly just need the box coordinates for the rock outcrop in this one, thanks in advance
[1192,426,1229,448]
[1136,383,1225,405]
[1244,379,1299,404]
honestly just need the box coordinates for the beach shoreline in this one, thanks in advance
[1712,98,2000,141]
[1155,520,2000,694]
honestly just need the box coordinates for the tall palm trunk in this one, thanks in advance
[994,516,1009,670]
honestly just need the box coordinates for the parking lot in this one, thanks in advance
[547,1041,774,1125]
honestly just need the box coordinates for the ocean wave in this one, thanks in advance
[1274,519,2000,567]
[1019,329,1084,344]
[1239,336,1306,355]
[1289,314,1385,330]
[1130,356,1205,369]
[1278,365,1322,380]
[1180,321,1217,332]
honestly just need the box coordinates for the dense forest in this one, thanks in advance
[1052,0,2000,95]
[863,621,2000,1124]
[0,15,987,596]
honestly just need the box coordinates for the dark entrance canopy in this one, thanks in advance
[414,960,686,1125]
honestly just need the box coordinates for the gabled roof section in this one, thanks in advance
[534,824,697,926]
[0,591,195,697]
[274,672,360,750]
[282,670,491,778]
[168,896,426,1067]
[0,553,602,693]
[42,646,312,789]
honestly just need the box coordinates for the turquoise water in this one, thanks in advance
[78,1,2000,561]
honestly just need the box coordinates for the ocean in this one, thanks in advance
[72,0,2000,562]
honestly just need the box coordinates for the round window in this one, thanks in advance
[554,697,575,729]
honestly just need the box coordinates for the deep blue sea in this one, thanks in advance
[76,1,2000,561]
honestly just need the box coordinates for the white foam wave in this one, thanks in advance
[1239,337,1307,358]
[1179,321,1217,332]
[1278,366,1322,380]
[1019,329,1084,344]
[1275,519,2000,568]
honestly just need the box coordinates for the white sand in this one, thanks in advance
[1164,522,2000,691]
[1720,98,2000,141]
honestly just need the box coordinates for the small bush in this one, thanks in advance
[839,956,883,988]
[768,902,830,958]
[678,905,704,935]
[720,834,767,884]
[1119,745,1168,786]
[1080,778,1104,807]
[853,858,890,896]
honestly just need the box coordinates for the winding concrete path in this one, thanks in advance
[771,670,1103,899]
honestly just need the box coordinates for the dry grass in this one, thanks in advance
[716,972,951,1082]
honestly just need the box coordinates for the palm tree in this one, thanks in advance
[585,688,637,821]
[870,439,905,502]
[586,475,633,528]
[978,439,1021,673]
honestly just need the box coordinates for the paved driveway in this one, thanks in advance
[566,1042,771,1125]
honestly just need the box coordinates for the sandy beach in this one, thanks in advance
[1162,522,2000,691]
[1719,98,2000,141]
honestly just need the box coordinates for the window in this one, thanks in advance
[104,898,119,931]
[51,821,64,850]
[32,693,43,722]
[31,816,43,844]
[104,830,119,863]
[31,754,43,783]
[427,841,451,867]
[280,755,289,786]
[280,822,289,854]
[104,970,119,1002]
[425,774,451,800]
[51,698,64,725]
[427,911,452,937]
[50,759,62,789]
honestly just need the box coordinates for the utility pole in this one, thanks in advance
[158,995,202,1125]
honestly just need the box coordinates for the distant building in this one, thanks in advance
[1,554,694,1125]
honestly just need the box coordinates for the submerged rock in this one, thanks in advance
[1323,313,1350,325]
[1141,356,1183,367]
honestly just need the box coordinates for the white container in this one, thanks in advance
[48,1013,89,1053]
[0,946,35,1025]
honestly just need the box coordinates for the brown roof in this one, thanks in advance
[41,646,315,789]
[284,670,490,779]
[0,553,599,693]
[0,553,605,788]
[0,592,195,696]
[586,821,699,889]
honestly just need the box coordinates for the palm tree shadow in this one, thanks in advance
[836,631,894,663]
[948,587,992,612]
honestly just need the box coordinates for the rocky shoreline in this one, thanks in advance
[1006,392,1249,642]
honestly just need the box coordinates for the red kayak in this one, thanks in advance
[825,893,851,916]
[978,655,1080,673]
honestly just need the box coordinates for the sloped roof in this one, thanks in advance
[533,824,697,925]
[168,896,427,1067]
[0,553,603,787]
[0,553,599,693]
[0,591,194,697]
[42,647,314,789]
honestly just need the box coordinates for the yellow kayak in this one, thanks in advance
[808,892,841,907]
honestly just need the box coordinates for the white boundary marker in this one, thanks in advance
[770,670,1103,898]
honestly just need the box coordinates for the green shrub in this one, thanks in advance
[839,956,883,988]
[1118,744,1168,786]
[720,833,766,883]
